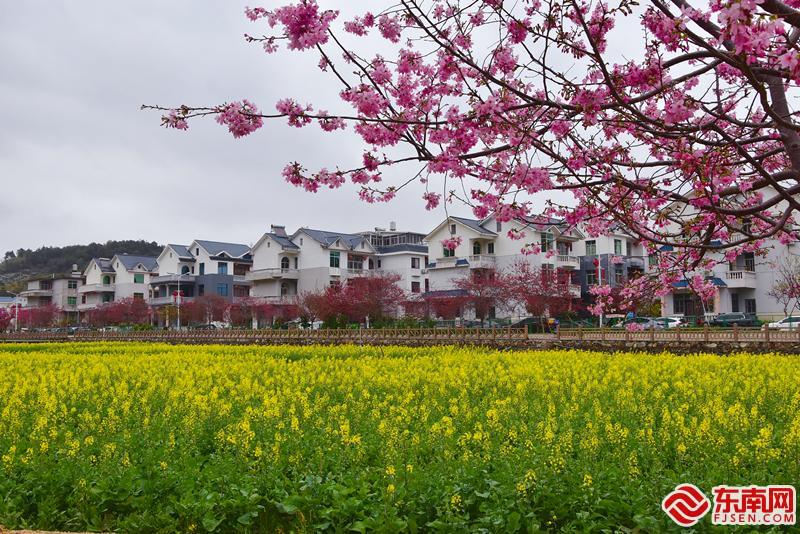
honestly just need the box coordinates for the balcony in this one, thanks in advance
[569,284,582,298]
[345,268,369,277]
[20,289,53,298]
[428,257,469,269]
[468,255,496,269]
[556,255,580,269]
[78,283,115,294]
[151,274,196,284]
[246,268,300,281]
[725,270,757,288]
[149,296,195,306]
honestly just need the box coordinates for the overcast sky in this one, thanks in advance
[1,1,475,255]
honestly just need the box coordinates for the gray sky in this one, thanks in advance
[0,1,456,254]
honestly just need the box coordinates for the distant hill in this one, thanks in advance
[0,240,163,292]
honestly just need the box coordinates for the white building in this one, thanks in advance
[78,254,158,310]
[18,267,84,322]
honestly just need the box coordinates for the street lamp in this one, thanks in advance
[167,272,184,330]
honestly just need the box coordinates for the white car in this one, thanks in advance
[767,316,800,329]
[656,317,688,328]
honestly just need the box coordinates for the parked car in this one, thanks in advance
[655,317,688,328]
[192,324,218,330]
[612,317,663,329]
[766,316,800,329]
[708,313,759,327]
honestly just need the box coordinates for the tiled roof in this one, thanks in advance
[451,216,497,236]
[375,244,428,254]
[301,228,366,250]
[169,244,195,259]
[267,233,300,250]
[91,258,115,273]
[115,254,159,272]
[423,289,468,298]
[196,240,251,258]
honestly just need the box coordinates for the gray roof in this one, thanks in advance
[115,254,159,272]
[452,216,497,236]
[169,244,195,259]
[195,240,251,258]
[300,228,367,250]
[375,244,428,254]
[91,258,115,273]
[266,233,300,250]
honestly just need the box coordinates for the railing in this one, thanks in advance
[468,255,496,268]
[556,255,580,267]
[246,268,300,281]
[0,328,528,345]
[78,283,115,293]
[555,326,800,343]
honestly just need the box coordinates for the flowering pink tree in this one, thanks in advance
[147,0,800,282]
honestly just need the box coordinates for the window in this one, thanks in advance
[540,232,554,253]
[81,295,86,304]
[133,293,144,300]
[424,279,430,292]
[443,248,454,258]
[233,263,250,276]
[614,239,623,255]
[196,248,199,256]
[614,265,624,284]
[347,255,365,270]
[234,285,249,298]
[199,263,205,275]
[198,284,205,296]
[586,269,598,286]
[300,238,303,245]
[294,257,298,269]
[473,242,482,255]
[450,224,456,235]
[411,257,420,269]
[68,280,78,289]
[67,296,77,307]
[134,273,144,284]
[626,241,632,256]
[102,275,111,286]
[281,282,289,296]
[330,251,340,268]
[281,257,290,270]
[496,221,502,232]
[218,262,228,275]
[743,252,755,271]
[585,240,597,256]
[378,259,382,268]
[181,265,190,275]
[731,293,740,313]
[102,293,113,303]
[745,299,757,314]
[39,280,52,290]
[487,243,495,254]
[411,281,421,293]
[648,254,658,267]
[217,284,228,297]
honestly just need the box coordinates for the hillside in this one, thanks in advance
[0,240,163,291]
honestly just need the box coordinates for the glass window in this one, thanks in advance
[347,255,364,270]
[424,279,430,292]
[488,243,495,254]
[102,293,113,303]
[217,284,228,297]
[614,239,623,255]
[443,248,454,258]
[198,284,205,296]
[102,275,111,286]
[217,263,228,275]
[586,269,598,286]
[330,251,340,268]
[181,265,190,275]
[541,233,554,253]
[411,281,421,293]
[294,257,298,269]
[450,224,456,234]
[411,257,420,269]
[614,265,624,284]
[133,293,144,300]
[281,257,290,270]
[67,296,77,307]
[585,240,597,256]
[731,293,740,313]
[473,242,481,255]
[199,263,205,275]
[496,221,502,232]
[68,280,78,289]
[745,299,757,314]
[648,254,658,267]
[134,273,144,284]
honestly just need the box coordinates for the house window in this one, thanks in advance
[281,257,290,270]
[218,263,228,275]
[488,243,495,254]
[348,255,365,270]
[67,296,77,307]
[369,258,375,270]
[234,285,249,298]
[586,269,598,286]
[743,252,755,271]
[294,257,298,269]
[281,282,289,296]
[181,265,191,275]
[102,276,111,286]
[233,263,250,276]
[199,263,205,275]
[411,281,421,293]
[614,239,623,255]
[585,240,597,256]
[102,293,113,303]
[133,293,144,300]
[541,232,554,253]
[134,273,144,284]
[216,284,228,297]
[626,241,632,256]
[378,259,382,268]
[648,254,658,267]
[731,293,740,313]
[424,279,430,292]
[443,248,454,258]
[745,299,757,314]
[450,224,456,235]
[496,221,502,232]
[330,280,340,288]
[68,280,78,289]
[614,265,624,284]
[411,257,420,269]
[81,295,86,304]
[473,242,482,255]
[300,238,303,245]
[198,284,205,296]
[330,251,340,268]
[196,248,200,256]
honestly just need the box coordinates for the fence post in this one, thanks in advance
[650,326,655,342]
[733,324,739,342]
[764,324,770,344]
[704,324,709,342]
[578,326,583,341]
[600,326,605,341]
[676,326,681,342]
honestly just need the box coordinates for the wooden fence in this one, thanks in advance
[0,327,529,345]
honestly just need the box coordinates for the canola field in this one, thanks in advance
[0,343,798,532]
